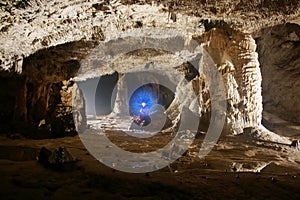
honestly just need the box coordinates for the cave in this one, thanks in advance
[0,0,300,199]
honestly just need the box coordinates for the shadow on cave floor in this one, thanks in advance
[1,123,300,199]
[263,111,300,138]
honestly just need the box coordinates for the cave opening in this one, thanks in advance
[92,71,177,119]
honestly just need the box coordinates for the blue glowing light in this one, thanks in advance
[129,86,156,116]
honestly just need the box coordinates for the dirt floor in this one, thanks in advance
[1,116,300,200]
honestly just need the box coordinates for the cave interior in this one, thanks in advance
[0,1,300,198]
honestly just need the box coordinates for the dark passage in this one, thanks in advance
[95,72,119,115]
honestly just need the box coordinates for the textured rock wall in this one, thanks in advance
[0,76,26,131]
[257,23,300,124]
[218,29,261,134]
[3,78,85,137]
[1,0,299,73]
[188,26,262,134]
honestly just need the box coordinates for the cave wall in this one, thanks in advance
[0,74,85,137]
[257,23,300,124]
[0,75,26,131]
[0,44,88,137]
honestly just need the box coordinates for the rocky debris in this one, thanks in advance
[37,146,77,170]
[231,161,271,173]
[37,146,52,165]
[247,126,291,145]
[2,133,300,199]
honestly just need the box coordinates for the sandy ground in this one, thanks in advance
[1,116,300,199]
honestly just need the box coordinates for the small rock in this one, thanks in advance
[37,147,77,170]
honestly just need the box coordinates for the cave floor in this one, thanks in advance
[1,123,300,199]
[263,111,300,138]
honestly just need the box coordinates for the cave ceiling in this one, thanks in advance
[0,0,299,77]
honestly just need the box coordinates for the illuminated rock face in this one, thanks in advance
[200,28,263,134]
[0,0,299,136]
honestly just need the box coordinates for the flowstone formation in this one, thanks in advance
[0,0,299,139]
[195,26,262,134]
